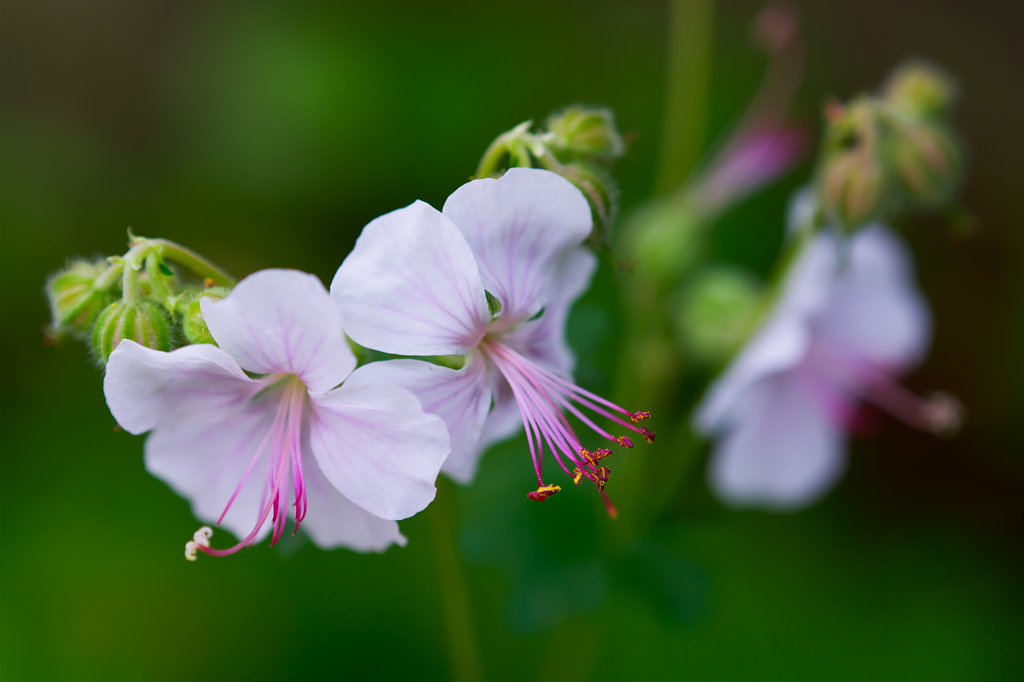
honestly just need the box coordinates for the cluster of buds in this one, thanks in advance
[45,232,235,363]
[475,106,626,245]
[817,59,963,232]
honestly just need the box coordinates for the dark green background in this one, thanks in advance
[3,1,1022,679]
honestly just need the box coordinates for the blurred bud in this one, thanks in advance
[544,106,625,162]
[674,267,762,363]
[786,185,821,236]
[890,120,963,209]
[46,260,118,337]
[883,59,958,120]
[92,299,171,364]
[181,287,230,345]
[624,200,702,282]
[820,149,891,228]
[557,160,619,240]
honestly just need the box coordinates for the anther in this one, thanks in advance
[572,468,584,485]
[640,427,656,444]
[921,391,964,437]
[593,466,611,492]
[616,436,633,448]
[184,526,213,562]
[527,484,562,501]
[631,411,651,423]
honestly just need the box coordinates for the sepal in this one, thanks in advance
[92,298,171,364]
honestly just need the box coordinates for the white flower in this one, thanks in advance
[693,225,959,510]
[332,168,652,510]
[104,269,450,558]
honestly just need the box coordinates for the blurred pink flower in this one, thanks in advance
[333,168,652,510]
[694,226,959,509]
[104,269,450,558]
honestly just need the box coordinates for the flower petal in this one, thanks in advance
[500,247,597,376]
[308,371,451,520]
[331,200,490,356]
[477,378,523,454]
[693,232,836,433]
[145,407,275,543]
[812,225,932,368]
[300,451,407,552]
[202,269,355,394]
[344,357,492,485]
[104,340,257,435]
[708,373,846,510]
[442,168,593,325]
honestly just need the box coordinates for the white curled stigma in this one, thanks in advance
[184,526,213,562]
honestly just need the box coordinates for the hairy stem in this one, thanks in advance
[152,239,236,287]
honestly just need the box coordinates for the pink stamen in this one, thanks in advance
[481,338,654,511]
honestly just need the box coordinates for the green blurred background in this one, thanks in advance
[3,1,1023,679]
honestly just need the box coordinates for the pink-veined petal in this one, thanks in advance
[331,200,490,356]
[476,378,523,455]
[300,450,407,552]
[811,225,932,369]
[145,407,276,543]
[499,247,597,377]
[694,232,836,432]
[202,269,355,394]
[308,374,450,520]
[442,168,593,325]
[708,372,846,510]
[344,357,492,485]
[104,340,257,435]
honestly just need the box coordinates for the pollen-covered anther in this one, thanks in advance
[572,468,584,485]
[580,448,612,466]
[184,526,213,562]
[616,435,633,448]
[593,466,611,493]
[527,484,562,501]
[630,411,651,424]
[640,427,656,444]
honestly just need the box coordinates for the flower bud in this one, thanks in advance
[544,106,625,162]
[624,199,703,282]
[890,120,963,209]
[883,59,957,120]
[674,266,762,363]
[557,159,619,240]
[181,287,230,345]
[92,299,171,364]
[820,149,892,229]
[46,259,118,337]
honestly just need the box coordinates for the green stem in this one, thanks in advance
[655,0,715,194]
[121,243,150,304]
[429,478,481,682]
[93,261,125,291]
[151,239,236,286]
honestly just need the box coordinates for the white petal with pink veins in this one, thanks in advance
[145,407,277,544]
[308,371,451,520]
[443,168,593,326]
[708,373,846,509]
[202,269,355,394]
[345,357,492,485]
[301,451,407,552]
[331,200,491,357]
[104,340,258,434]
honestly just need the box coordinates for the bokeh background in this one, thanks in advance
[3,1,1023,679]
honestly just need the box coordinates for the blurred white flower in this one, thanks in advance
[693,225,959,510]
[333,168,652,510]
[104,269,450,558]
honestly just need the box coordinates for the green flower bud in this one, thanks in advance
[557,160,619,240]
[623,199,703,282]
[46,259,119,337]
[820,149,892,229]
[544,106,625,162]
[92,299,171,364]
[883,59,958,120]
[890,120,963,209]
[181,287,230,345]
[674,266,762,363]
